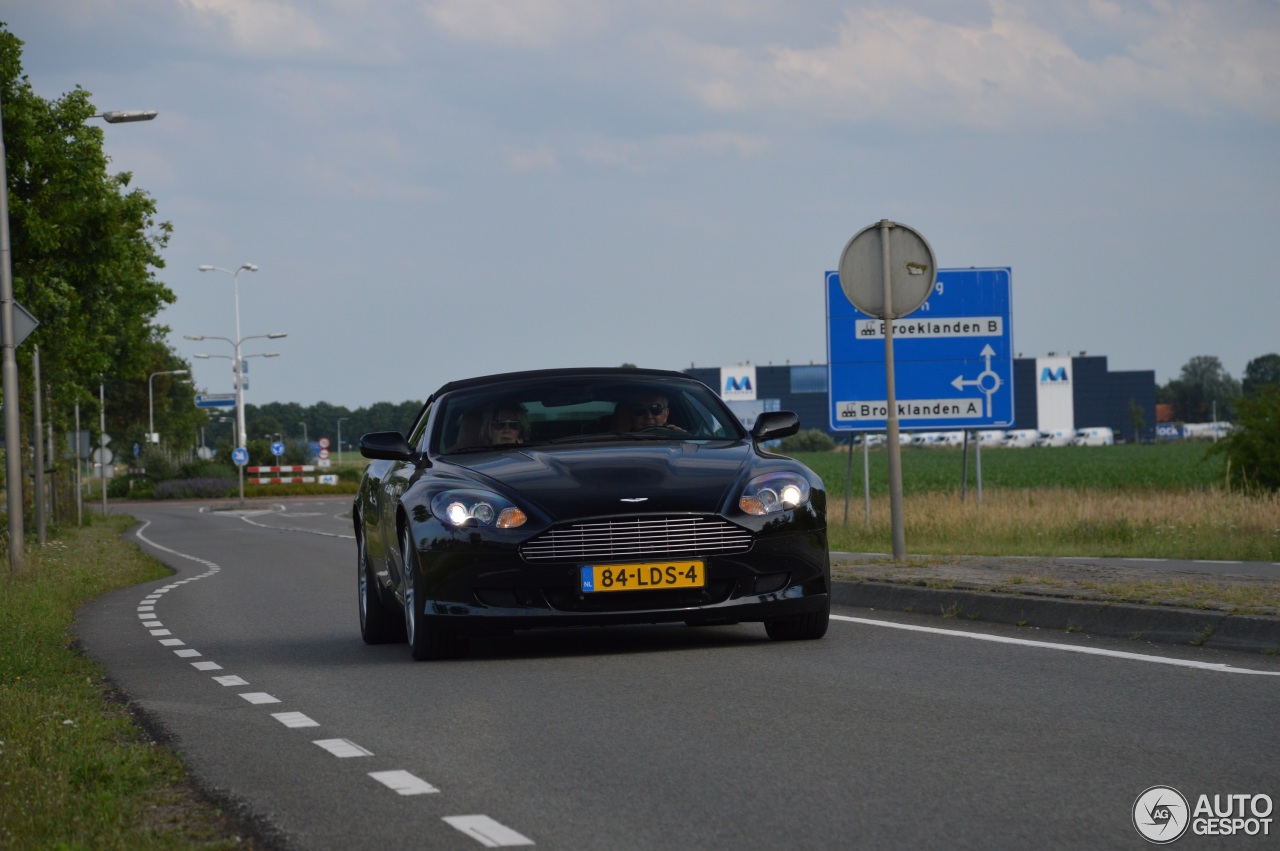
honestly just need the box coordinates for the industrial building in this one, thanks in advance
[685,355,1157,442]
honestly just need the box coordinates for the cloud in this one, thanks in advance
[424,0,608,48]
[673,1,1280,129]
[183,0,338,54]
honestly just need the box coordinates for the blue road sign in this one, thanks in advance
[826,267,1014,431]
[195,393,237,409]
[271,441,285,457]
[231,447,249,466]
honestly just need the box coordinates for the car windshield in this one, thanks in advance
[433,376,746,453]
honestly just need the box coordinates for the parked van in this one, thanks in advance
[1072,427,1114,446]
[934,431,965,448]
[976,430,1008,447]
[1037,428,1077,447]
[1182,422,1233,440]
[1004,429,1040,448]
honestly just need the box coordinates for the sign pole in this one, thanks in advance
[878,221,907,560]
[100,377,108,517]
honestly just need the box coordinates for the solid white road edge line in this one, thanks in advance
[831,614,1280,676]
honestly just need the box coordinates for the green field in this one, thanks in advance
[785,442,1278,561]
[793,441,1227,496]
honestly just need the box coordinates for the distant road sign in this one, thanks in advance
[827,267,1014,431]
[318,437,331,449]
[231,447,249,466]
[196,393,237,409]
[271,441,285,457]
[0,301,39,347]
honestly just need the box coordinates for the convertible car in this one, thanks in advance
[354,368,829,660]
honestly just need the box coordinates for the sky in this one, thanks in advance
[4,0,1279,410]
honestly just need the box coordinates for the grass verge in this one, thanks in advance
[827,487,1280,561]
[0,516,250,850]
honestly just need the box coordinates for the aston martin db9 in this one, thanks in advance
[354,368,829,660]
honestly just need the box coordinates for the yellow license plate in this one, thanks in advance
[580,561,705,593]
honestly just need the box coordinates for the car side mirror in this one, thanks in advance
[359,431,416,461]
[750,411,800,442]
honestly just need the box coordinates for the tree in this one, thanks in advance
[1211,386,1280,492]
[2,24,183,450]
[1158,355,1240,423]
[1127,398,1146,444]
[1242,353,1280,398]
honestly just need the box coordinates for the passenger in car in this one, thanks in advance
[482,403,529,445]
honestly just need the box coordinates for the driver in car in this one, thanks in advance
[616,392,686,433]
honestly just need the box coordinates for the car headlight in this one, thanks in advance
[430,490,527,528]
[739,473,810,516]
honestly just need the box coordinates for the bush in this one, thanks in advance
[779,429,837,453]
[1212,386,1280,491]
[149,478,237,500]
[106,475,131,498]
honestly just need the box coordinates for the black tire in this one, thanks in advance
[764,598,830,641]
[358,533,402,644]
[401,525,468,661]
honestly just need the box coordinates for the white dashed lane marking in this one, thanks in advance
[369,770,439,796]
[132,515,538,845]
[272,712,320,729]
[444,815,535,847]
[313,738,373,758]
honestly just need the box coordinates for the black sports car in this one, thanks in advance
[354,368,829,660]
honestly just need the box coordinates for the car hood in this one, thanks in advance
[441,441,752,519]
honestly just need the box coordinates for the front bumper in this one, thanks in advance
[409,523,829,634]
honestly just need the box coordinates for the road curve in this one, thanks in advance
[77,498,1280,849]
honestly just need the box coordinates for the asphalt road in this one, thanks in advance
[77,498,1280,850]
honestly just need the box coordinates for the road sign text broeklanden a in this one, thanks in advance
[837,399,985,421]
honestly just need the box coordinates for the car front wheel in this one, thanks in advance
[400,525,468,661]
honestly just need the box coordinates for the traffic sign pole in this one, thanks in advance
[880,222,907,560]
[837,219,938,562]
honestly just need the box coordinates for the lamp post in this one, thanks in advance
[148,369,189,445]
[184,330,285,448]
[197,263,260,450]
[99,376,108,516]
[1,103,156,570]
[299,422,308,445]
[337,417,348,466]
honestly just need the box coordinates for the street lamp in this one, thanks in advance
[197,263,261,449]
[148,369,189,445]
[92,110,159,124]
[337,417,348,465]
[184,330,285,448]
[0,103,156,571]
[299,422,308,444]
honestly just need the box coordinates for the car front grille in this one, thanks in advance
[520,516,752,563]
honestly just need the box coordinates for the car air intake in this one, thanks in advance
[520,516,752,563]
